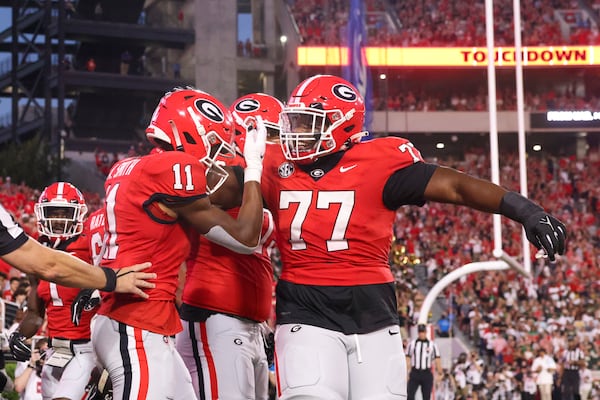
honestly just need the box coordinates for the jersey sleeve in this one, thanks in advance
[383,162,438,210]
[372,137,438,210]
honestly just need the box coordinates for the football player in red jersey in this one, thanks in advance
[175,93,282,400]
[91,87,267,400]
[9,181,102,400]
[257,75,567,399]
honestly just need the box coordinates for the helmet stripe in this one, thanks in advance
[56,182,65,199]
[294,75,320,97]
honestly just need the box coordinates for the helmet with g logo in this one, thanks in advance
[230,93,284,151]
[146,87,236,193]
[35,182,88,242]
[280,75,366,162]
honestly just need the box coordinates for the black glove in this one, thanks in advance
[8,332,31,362]
[500,192,567,262]
[71,288,101,326]
[522,211,566,261]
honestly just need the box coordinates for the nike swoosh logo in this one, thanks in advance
[389,329,399,335]
[340,164,357,173]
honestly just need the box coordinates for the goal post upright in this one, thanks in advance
[417,0,533,324]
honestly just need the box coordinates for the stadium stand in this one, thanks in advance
[288,0,600,46]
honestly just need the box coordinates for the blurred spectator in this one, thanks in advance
[437,313,451,337]
[65,0,75,19]
[4,276,19,301]
[86,58,96,72]
[138,52,147,76]
[138,10,146,25]
[579,361,593,400]
[62,56,71,71]
[94,149,118,177]
[531,348,556,400]
[0,271,7,293]
[120,50,132,75]
[12,287,28,308]
[245,38,252,57]
[177,9,184,26]
[94,2,102,21]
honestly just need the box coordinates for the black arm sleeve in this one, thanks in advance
[382,162,438,210]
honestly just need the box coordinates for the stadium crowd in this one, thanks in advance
[288,0,600,47]
[372,87,600,112]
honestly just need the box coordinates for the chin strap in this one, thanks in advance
[340,131,368,151]
[51,237,62,249]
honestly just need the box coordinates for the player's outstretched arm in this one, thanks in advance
[2,237,156,296]
[423,166,567,260]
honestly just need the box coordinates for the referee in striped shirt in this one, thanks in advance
[405,324,442,400]
[561,334,585,400]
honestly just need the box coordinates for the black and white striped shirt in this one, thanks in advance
[562,348,585,370]
[406,338,441,370]
[0,204,28,256]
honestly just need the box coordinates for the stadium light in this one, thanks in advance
[532,144,542,151]
[379,73,386,80]
[280,35,287,45]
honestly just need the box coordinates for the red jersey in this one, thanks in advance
[261,138,423,286]
[37,230,95,339]
[182,208,276,322]
[97,151,208,335]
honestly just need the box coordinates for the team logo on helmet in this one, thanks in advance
[195,99,224,122]
[278,162,295,178]
[234,99,260,113]
[332,84,357,102]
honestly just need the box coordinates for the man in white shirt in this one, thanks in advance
[531,347,556,400]
[579,361,593,400]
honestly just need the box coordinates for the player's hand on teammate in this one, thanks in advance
[71,288,101,326]
[114,262,156,298]
[522,211,566,261]
[8,332,31,362]
[243,115,268,183]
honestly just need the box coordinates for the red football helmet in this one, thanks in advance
[280,75,366,162]
[34,182,88,241]
[230,93,284,152]
[146,87,236,193]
